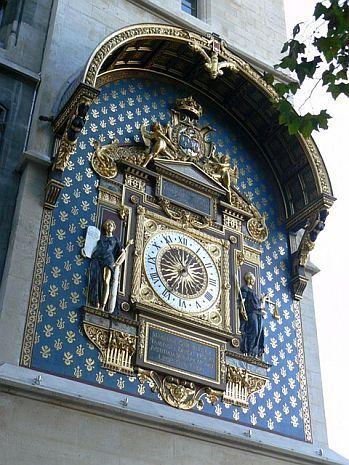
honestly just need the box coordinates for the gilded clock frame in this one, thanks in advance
[131,206,231,333]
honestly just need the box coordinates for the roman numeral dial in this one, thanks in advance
[144,230,220,313]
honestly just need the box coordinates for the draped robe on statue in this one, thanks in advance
[239,285,265,357]
[89,234,122,311]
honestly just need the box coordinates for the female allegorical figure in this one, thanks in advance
[85,219,133,313]
[239,272,267,357]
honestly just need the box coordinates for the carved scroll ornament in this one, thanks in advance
[138,369,222,410]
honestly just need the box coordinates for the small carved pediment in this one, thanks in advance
[154,160,226,195]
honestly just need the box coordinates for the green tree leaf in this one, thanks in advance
[263,0,348,137]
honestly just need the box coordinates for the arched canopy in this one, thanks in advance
[53,23,335,231]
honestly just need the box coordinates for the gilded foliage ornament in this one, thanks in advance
[159,198,212,230]
[247,208,268,243]
[91,140,119,178]
[138,369,222,410]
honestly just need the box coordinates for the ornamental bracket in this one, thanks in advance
[83,320,136,374]
[188,35,239,80]
[138,368,222,410]
[290,209,329,300]
[223,365,268,407]
[44,83,100,208]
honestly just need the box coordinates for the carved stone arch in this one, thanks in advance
[50,23,335,299]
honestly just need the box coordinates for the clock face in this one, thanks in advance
[144,230,220,313]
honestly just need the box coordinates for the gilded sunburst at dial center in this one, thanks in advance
[157,244,208,299]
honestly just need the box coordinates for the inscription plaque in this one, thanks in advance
[162,179,212,216]
[145,323,219,382]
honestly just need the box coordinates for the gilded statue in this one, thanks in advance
[238,272,266,357]
[140,122,177,166]
[82,219,133,313]
[206,152,238,203]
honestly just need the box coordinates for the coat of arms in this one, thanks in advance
[140,96,215,165]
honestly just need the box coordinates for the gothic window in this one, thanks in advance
[181,0,198,17]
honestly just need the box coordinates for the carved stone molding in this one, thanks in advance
[20,209,52,366]
[125,173,146,192]
[53,91,96,172]
[300,136,331,195]
[53,83,99,136]
[84,25,191,86]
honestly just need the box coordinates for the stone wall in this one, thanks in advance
[1,365,347,465]
[0,0,53,281]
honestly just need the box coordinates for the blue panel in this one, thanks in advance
[30,78,306,441]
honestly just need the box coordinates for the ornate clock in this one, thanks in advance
[144,230,220,313]
[132,209,231,331]
[82,96,270,409]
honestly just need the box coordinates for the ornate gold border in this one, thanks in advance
[20,209,52,367]
[293,301,312,442]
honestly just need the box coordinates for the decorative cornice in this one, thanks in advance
[79,23,333,201]
[53,83,99,136]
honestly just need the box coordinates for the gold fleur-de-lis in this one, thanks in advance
[54,338,63,350]
[66,330,76,344]
[76,344,84,356]
[57,318,65,330]
[68,311,78,323]
[40,345,51,359]
[44,324,54,337]
[49,284,59,297]
[63,352,74,366]
[74,366,83,379]
[96,372,104,384]
[85,358,95,372]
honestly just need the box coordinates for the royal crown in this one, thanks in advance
[175,96,202,119]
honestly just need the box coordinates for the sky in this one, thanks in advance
[283,0,349,459]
